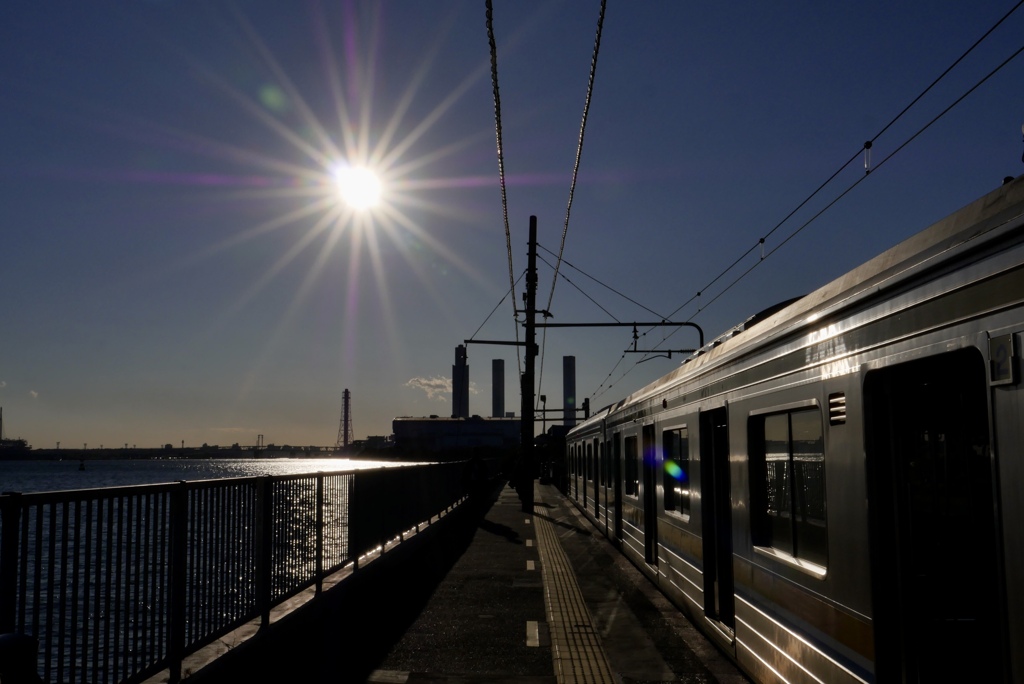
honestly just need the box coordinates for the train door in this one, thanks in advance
[700,407,735,634]
[642,424,659,565]
[613,432,623,543]
[585,440,593,510]
[592,438,600,516]
[865,349,1004,682]
[572,444,578,500]
[600,439,609,529]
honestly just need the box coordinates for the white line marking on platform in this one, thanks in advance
[366,670,410,683]
[527,620,540,647]
[527,560,536,571]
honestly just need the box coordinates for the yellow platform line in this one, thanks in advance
[534,508,616,684]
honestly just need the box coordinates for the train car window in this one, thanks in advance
[599,440,606,486]
[624,435,639,497]
[662,427,690,517]
[750,407,827,569]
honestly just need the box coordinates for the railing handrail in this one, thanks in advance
[0,462,437,500]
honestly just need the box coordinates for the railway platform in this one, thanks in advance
[365,482,748,684]
[179,482,749,683]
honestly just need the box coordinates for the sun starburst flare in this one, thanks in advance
[103,3,518,398]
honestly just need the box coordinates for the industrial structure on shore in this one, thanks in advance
[391,345,585,458]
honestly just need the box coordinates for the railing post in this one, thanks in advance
[315,475,324,594]
[254,478,273,628]
[0,493,22,634]
[349,476,358,571]
[167,482,188,684]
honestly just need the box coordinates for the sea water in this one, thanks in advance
[0,457,404,495]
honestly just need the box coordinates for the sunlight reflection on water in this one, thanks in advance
[0,457,407,494]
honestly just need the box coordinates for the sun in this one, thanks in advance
[333,166,382,211]
[162,4,494,363]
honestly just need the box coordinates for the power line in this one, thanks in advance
[663,2,1024,331]
[545,0,608,312]
[536,252,621,323]
[485,0,522,374]
[681,38,1024,328]
[538,0,608,409]
[537,243,667,321]
[870,0,1024,147]
[467,270,525,342]
[592,12,1024,400]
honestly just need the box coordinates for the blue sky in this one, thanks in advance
[2,1,1022,450]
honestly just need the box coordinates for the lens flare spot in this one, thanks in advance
[664,460,683,480]
[259,84,289,113]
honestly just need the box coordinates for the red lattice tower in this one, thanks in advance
[335,389,353,449]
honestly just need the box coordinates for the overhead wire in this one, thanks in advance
[467,270,527,342]
[668,37,1024,331]
[869,0,1024,145]
[481,2,1024,411]
[536,243,673,403]
[545,0,608,311]
[536,252,622,323]
[485,0,522,374]
[537,243,666,320]
[591,5,1024,399]
[670,38,1024,328]
[662,0,1024,330]
[536,0,608,411]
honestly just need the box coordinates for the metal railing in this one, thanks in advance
[0,461,471,683]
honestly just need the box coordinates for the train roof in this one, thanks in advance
[572,174,1024,434]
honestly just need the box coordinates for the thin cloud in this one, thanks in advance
[406,376,451,401]
[405,376,479,402]
[29,390,39,399]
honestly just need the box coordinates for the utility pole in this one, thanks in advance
[464,217,699,510]
[517,216,538,513]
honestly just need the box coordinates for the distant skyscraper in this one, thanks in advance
[452,345,469,419]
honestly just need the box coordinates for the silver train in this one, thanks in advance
[565,176,1024,683]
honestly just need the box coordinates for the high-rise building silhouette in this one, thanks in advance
[452,345,469,419]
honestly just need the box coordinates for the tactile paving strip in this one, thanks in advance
[533,508,616,684]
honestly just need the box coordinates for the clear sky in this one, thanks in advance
[2,1,1022,450]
